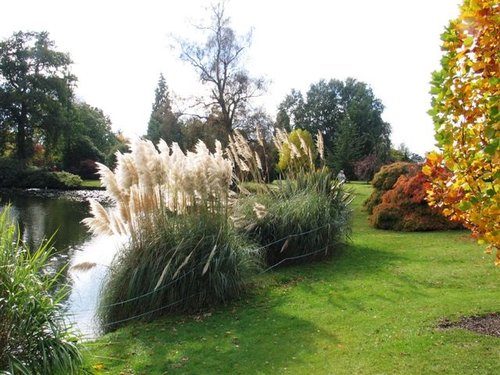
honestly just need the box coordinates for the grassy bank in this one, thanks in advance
[82,183,499,374]
[81,180,102,189]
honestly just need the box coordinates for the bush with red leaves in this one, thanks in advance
[354,154,384,182]
[365,162,419,215]
[78,159,99,180]
[366,162,460,231]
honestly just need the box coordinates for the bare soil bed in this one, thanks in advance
[439,313,500,337]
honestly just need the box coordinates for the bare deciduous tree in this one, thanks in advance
[176,2,265,134]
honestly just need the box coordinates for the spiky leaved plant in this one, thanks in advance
[0,206,83,375]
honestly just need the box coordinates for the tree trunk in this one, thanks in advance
[16,104,28,160]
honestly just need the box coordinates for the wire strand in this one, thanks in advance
[100,293,199,328]
[260,244,330,274]
[68,221,341,329]
[88,242,332,332]
[69,221,336,315]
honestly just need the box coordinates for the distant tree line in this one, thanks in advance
[0,31,126,179]
[1,5,424,185]
[144,3,423,182]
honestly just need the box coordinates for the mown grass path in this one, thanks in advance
[83,183,499,374]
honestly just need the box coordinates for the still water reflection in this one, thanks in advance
[1,189,91,250]
[0,189,121,338]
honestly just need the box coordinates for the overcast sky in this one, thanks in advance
[1,0,462,155]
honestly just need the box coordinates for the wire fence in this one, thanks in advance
[70,221,340,340]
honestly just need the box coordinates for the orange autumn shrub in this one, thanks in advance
[365,162,418,215]
[368,162,460,231]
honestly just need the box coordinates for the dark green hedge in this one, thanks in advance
[0,158,82,189]
[0,158,25,188]
[18,171,83,189]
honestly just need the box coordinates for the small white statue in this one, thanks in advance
[337,169,346,184]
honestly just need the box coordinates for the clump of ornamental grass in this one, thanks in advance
[233,169,352,266]
[229,130,353,267]
[84,139,260,332]
[98,212,260,332]
[0,206,82,375]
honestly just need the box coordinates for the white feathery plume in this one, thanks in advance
[154,244,181,290]
[230,215,247,229]
[239,159,250,172]
[134,140,155,194]
[202,244,218,276]
[234,130,253,160]
[253,203,268,220]
[273,128,289,156]
[255,151,263,171]
[116,153,139,191]
[157,139,170,155]
[97,163,121,202]
[298,135,309,154]
[172,250,194,279]
[316,130,325,162]
[290,142,301,160]
[109,210,127,236]
[256,126,265,148]
[298,134,314,167]
[82,199,113,236]
[84,137,237,238]
[215,140,223,158]
[227,139,244,172]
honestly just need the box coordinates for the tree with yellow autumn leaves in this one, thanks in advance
[424,0,499,264]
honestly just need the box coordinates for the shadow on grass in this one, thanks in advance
[280,243,431,312]
[83,243,414,374]
[84,304,339,374]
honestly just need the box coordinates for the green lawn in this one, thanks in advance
[81,180,102,188]
[82,183,499,374]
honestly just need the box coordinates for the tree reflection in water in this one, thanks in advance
[0,189,120,338]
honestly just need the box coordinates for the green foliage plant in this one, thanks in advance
[0,161,83,189]
[0,206,82,374]
[0,158,25,187]
[98,211,260,333]
[0,158,84,189]
[18,171,83,189]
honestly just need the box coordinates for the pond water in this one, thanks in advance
[0,189,123,338]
